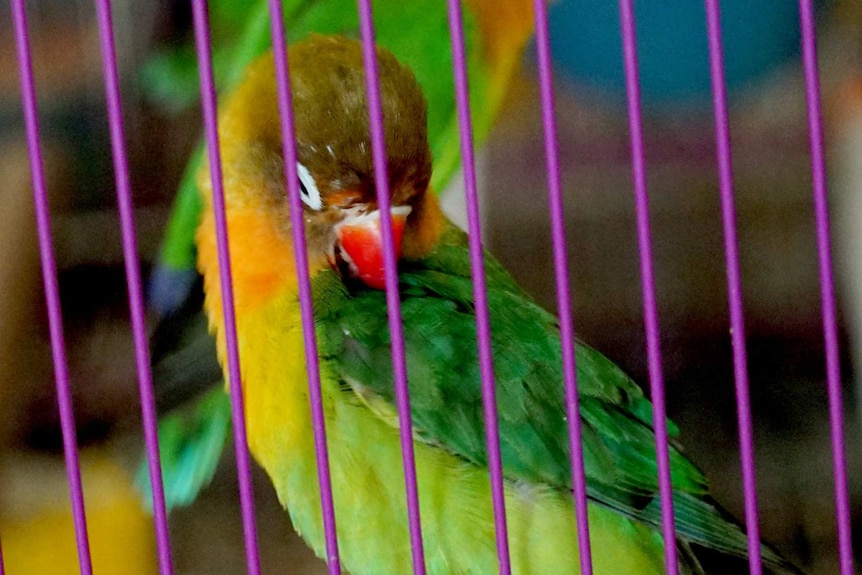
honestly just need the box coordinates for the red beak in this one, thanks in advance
[335,206,412,289]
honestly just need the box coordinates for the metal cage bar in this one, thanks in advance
[798,1,855,573]
[93,1,176,572]
[617,2,678,574]
[703,1,763,573]
[355,2,428,573]
[189,2,263,573]
[531,0,594,572]
[10,1,94,573]
[267,2,343,573]
[444,1,512,573]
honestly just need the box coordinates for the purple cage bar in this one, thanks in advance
[704,1,764,573]
[267,1,343,572]
[93,1,176,573]
[190,1,263,574]
[531,0,595,572]
[10,1,95,574]
[798,0,855,573]
[355,1,429,573]
[618,1,679,574]
[7,1,856,574]
[444,1,512,573]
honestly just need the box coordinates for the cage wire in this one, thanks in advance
[4,0,856,574]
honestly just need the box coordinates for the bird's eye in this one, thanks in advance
[297,163,322,211]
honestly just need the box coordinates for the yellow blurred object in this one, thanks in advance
[0,449,158,575]
[466,0,534,67]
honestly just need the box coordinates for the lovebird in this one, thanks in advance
[146,0,534,317]
[150,35,802,574]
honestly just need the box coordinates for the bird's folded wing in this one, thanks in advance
[312,225,799,574]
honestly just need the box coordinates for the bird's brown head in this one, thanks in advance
[197,35,445,309]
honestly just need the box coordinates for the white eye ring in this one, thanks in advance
[297,163,322,211]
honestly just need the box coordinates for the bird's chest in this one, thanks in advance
[227,294,427,570]
[232,294,317,479]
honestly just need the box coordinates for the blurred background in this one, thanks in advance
[0,0,861,573]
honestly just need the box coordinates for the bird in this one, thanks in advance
[152,34,802,574]
[138,0,536,511]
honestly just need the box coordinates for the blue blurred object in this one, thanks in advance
[546,0,812,108]
[148,264,199,317]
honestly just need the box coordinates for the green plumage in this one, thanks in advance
[311,225,798,574]
[136,388,230,511]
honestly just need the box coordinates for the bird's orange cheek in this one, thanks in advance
[197,209,301,317]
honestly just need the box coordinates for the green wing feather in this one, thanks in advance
[135,388,231,511]
[313,225,799,574]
